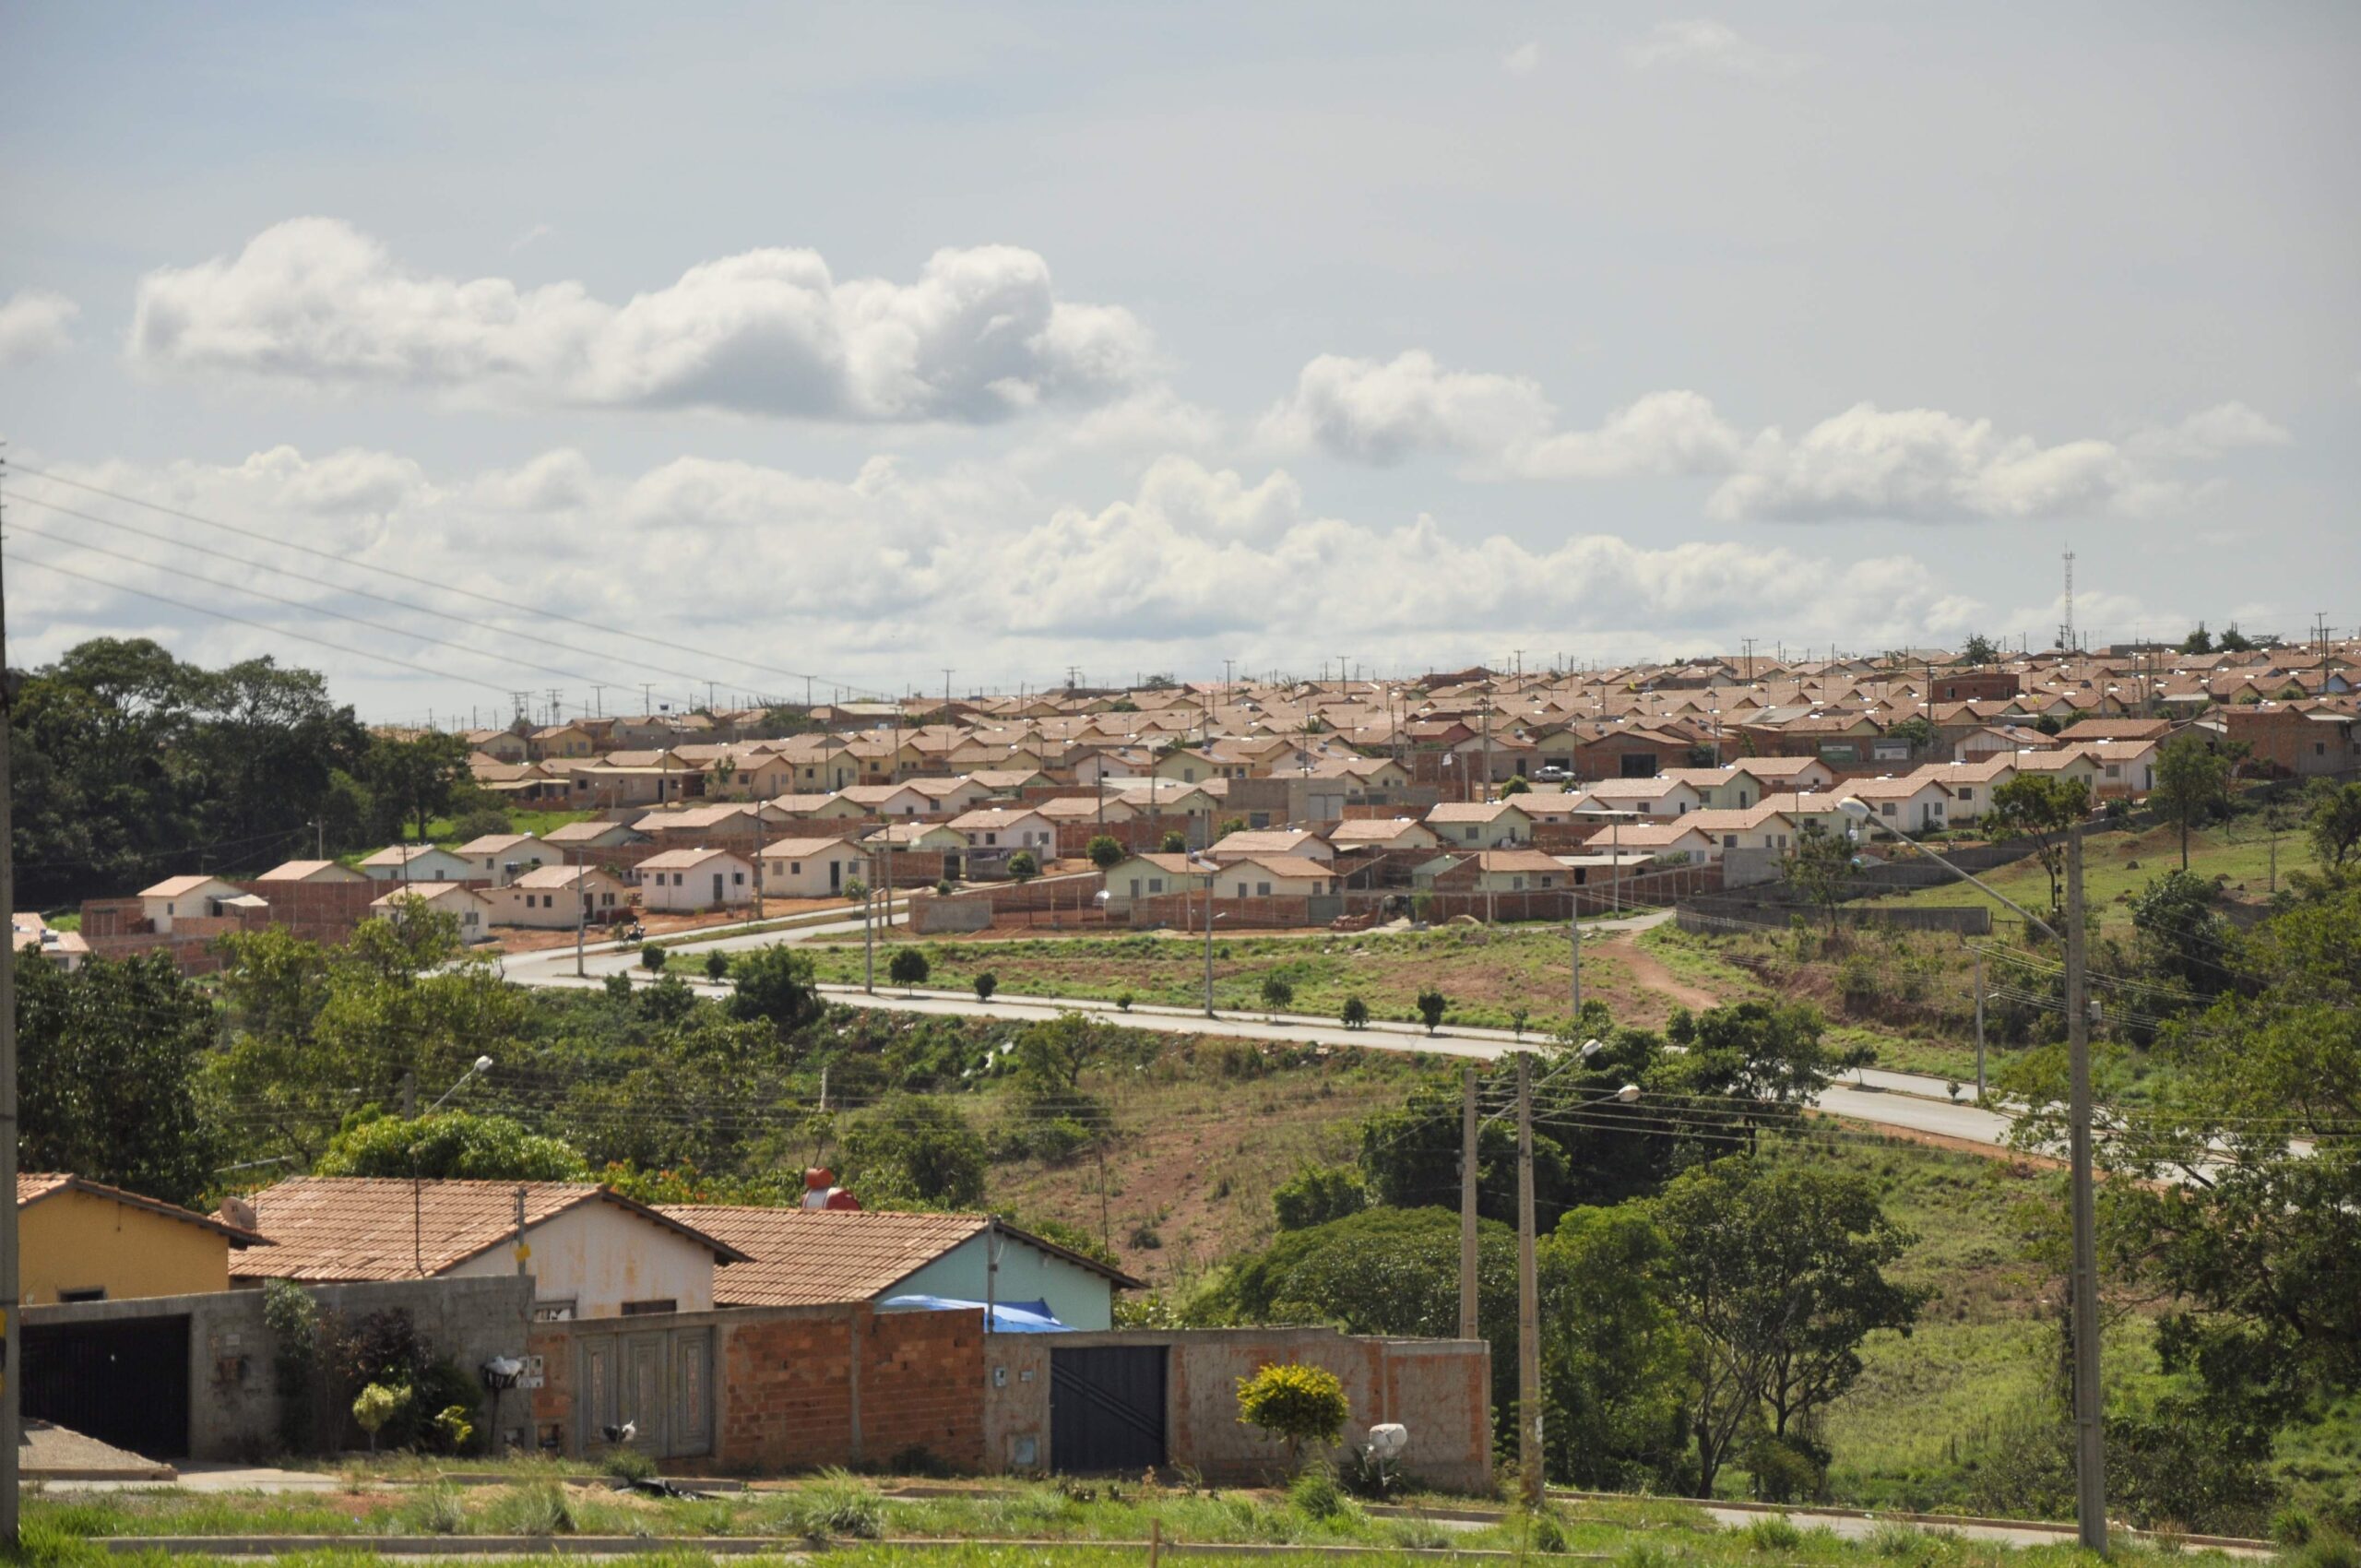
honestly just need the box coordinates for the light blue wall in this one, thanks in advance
[888,1231,1117,1331]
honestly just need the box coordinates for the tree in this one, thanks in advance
[315,1111,589,1182]
[1007,849,1039,884]
[1272,1164,1368,1230]
[1962,633,2000,665]
[641,944,669,973]
[973,971,998,1003]
[1780,820,1854,939]
[2216,624,2254,653]
[1217,816,1248,838]
[1014,1011,1103,1098]
[1159,829,1188,854]
[2305,779,2361,869]
[352,1384,409,1455]
[887,947,931,992]
[451,807,513,841]
[362,730,475,844]
[838,1093,988,1206]
[1655,1001,1857,1156]
[18,951,223,1207]
[1260,974,1295,1016]
[1340,995,1370,1030]
[1652,1158,1926,1497]
[704,950,730,982]
[2150,732,2232,872]
[1236,1362,1349,1474]
[2181,623,2215,655]
[1537,1206,1690,1491]
[1988,774,2091,915]
[1416,988,1447,1035]
[729,944,822,1030]
[1501,775,1532,796]
[2130,869,2229,993]
[1086,834,1125,871]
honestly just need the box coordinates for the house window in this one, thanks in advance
[733,871,746,885]
[621,1298,678,1315]
[530,1299,577,1323]
[790,862,802,874]
[601,893,615,907]
[1147,877,1163,893]
[1465,826,1479,841]
[1880,803,1896,816]
[58,1287,106,1303]
[1958,788,1975,802]
[1256,881,1272,897]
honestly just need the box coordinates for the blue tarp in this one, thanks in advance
[879,1294,1070,1333]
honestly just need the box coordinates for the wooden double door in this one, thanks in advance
[577,1323,715,1459]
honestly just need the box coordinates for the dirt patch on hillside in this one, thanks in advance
[1602,934,1723,1013]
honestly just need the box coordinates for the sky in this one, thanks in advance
[1,2,2355,721]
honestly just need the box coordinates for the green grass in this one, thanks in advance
[424,808,597,844]
[1864,819,2314,932]
[789,923,1715,1033]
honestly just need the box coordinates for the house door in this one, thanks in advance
[711,873,724,904]
[830,861,841,893]
[26,1315,191,1458]
[1050,1345,1167,1474]
[620,1333,670,1455]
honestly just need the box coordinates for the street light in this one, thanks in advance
[417,1055,494,1277]
[430,1054,495,1113]
[1836,797,2106,1555]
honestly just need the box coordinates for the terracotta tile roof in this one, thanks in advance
[638,846,751,871]
[655,1206,1143,1308]
[138,874,229,898]
[252,860,362,882]
[20,1172,270,1246]
[233,1178,745,1283]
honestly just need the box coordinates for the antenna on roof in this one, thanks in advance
[2058,548,2076,652]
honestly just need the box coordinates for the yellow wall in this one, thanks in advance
[22,1189,231,1303]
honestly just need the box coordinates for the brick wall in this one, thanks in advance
[1129,893,1315,929]
[231,880,384,943]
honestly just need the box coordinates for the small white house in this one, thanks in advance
[251,860,370,885]
[1324,818,1442,853]
[1838,776,1954,835]
[1103,852,1215,906]
[370,882,496,942]
[1424,801,1536,847]
[488,865,632,929]
[454,833,550,886]
[1208,828,1335,863]
[1219,855,1337,898]
[948,807,1058,855]
[136,875,247,934]
[638,847,757,912]
[359,844,479,884]
[757,836,872,897]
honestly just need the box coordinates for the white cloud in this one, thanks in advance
[8,444,1993,697]
[128,218,1158,422]
[0,289,80,364]
[2125,400,2292,460]
[1264,350,2284,522]
[1624,19,1797,77]
[1501,41,1540,76]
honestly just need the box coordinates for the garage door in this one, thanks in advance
[26,1316,192,1459]
[1050,1345,1166,1474]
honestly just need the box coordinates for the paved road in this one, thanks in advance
[504,910,2018,1149]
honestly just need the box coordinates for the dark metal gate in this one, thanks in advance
[1050,1345,1167,1473]
[25,1316,192,1458]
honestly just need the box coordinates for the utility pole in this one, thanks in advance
[2065,827,2108,1555]
[1515,1053,1542,1508]
[0,454,21,1550]
[863,849,877,993]
[1972,946,1985,1099]
[1458,1065,1479,1340]
[573,846,587,980]
[1202,864,1217,1017]
[1570,895,1584,1025]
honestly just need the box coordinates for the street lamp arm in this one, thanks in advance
[1840,801,2058,942]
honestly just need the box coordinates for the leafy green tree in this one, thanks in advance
[1653,1001,1857,1156]
[18,951,223,1207]
[1260,974,1295,1015]
[1780,820,1854,938]
[2304,779,2361,870]
[1538,1206,1690,1491]
[1272,1164,1368,1230]
[837,1093,988,1207]
[1086,835,1126,871]
[1340,995,1370,1029]
[1007,849,1039,884]
[2181,624,2215,655]
[642,944,668,973]
[1884,715,1937,750]
[703,950,730,982]
[1158,829,1188,853]
[1962,634,2000,665]
[1236,1362,1349,1473]
[362,730,475,844]
[2150,732,2232,872]
[314,1111,589,1181]
[2130,869,2229,993]
[973,971,998,1003]
[1988,774,2092,914]
[2215,624,2253,653]
[1014,1011,1103,1098]
[1416,988,1446,1034]
[1501,775,1531,796]
[1652,1158,1926,1496]
[1359,1078,1570,1223]
[887,946,931,992]
[729,944,822,1030]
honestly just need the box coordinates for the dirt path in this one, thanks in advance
[1599,932,1722,1012]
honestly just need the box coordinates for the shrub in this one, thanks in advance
[1237,1362,1349,1473]
[1288,1465,1348,1522]
[640,944,668,974]
[1086,835,1125,871]
[1116,992,1133,1012]
[452,807,513,841]
[601,1446,658,1482]
[934,877,955,896]
[1160,830,1188,853]
[704,950,730,982]
[1416,988,1447,1034]
[263,1277,320,1455]
[974,971,998,1003]
[408,1483,469,1535]
[1747,1516,1804,1551]
[1273,1164,1368,1231]
[1261,974,1295,1014]
[887,946,931,990]
[843,875,867,901]
[1340,995,1370,1029]
[431,1403,474,1455]
[351,1383,409,1454]
[1008,850,1039,884]
[488,1479,576,1536]
[782,1472,884,1540]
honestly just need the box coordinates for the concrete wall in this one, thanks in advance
[446,1203,718,1318]
[24,1275,533,1463]
[981,1325,1492,1493]
[21,1187,230,1304]
[887,1231,1118,1332]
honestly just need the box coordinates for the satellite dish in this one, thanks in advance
[219,1194,260,1231]
[1367,1422,1409,1458]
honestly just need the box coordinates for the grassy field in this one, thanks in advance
[794,924,1716,1034]
[1862,819,2312,932]
[425,808,597,843]
[18,1469,2273,1567]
